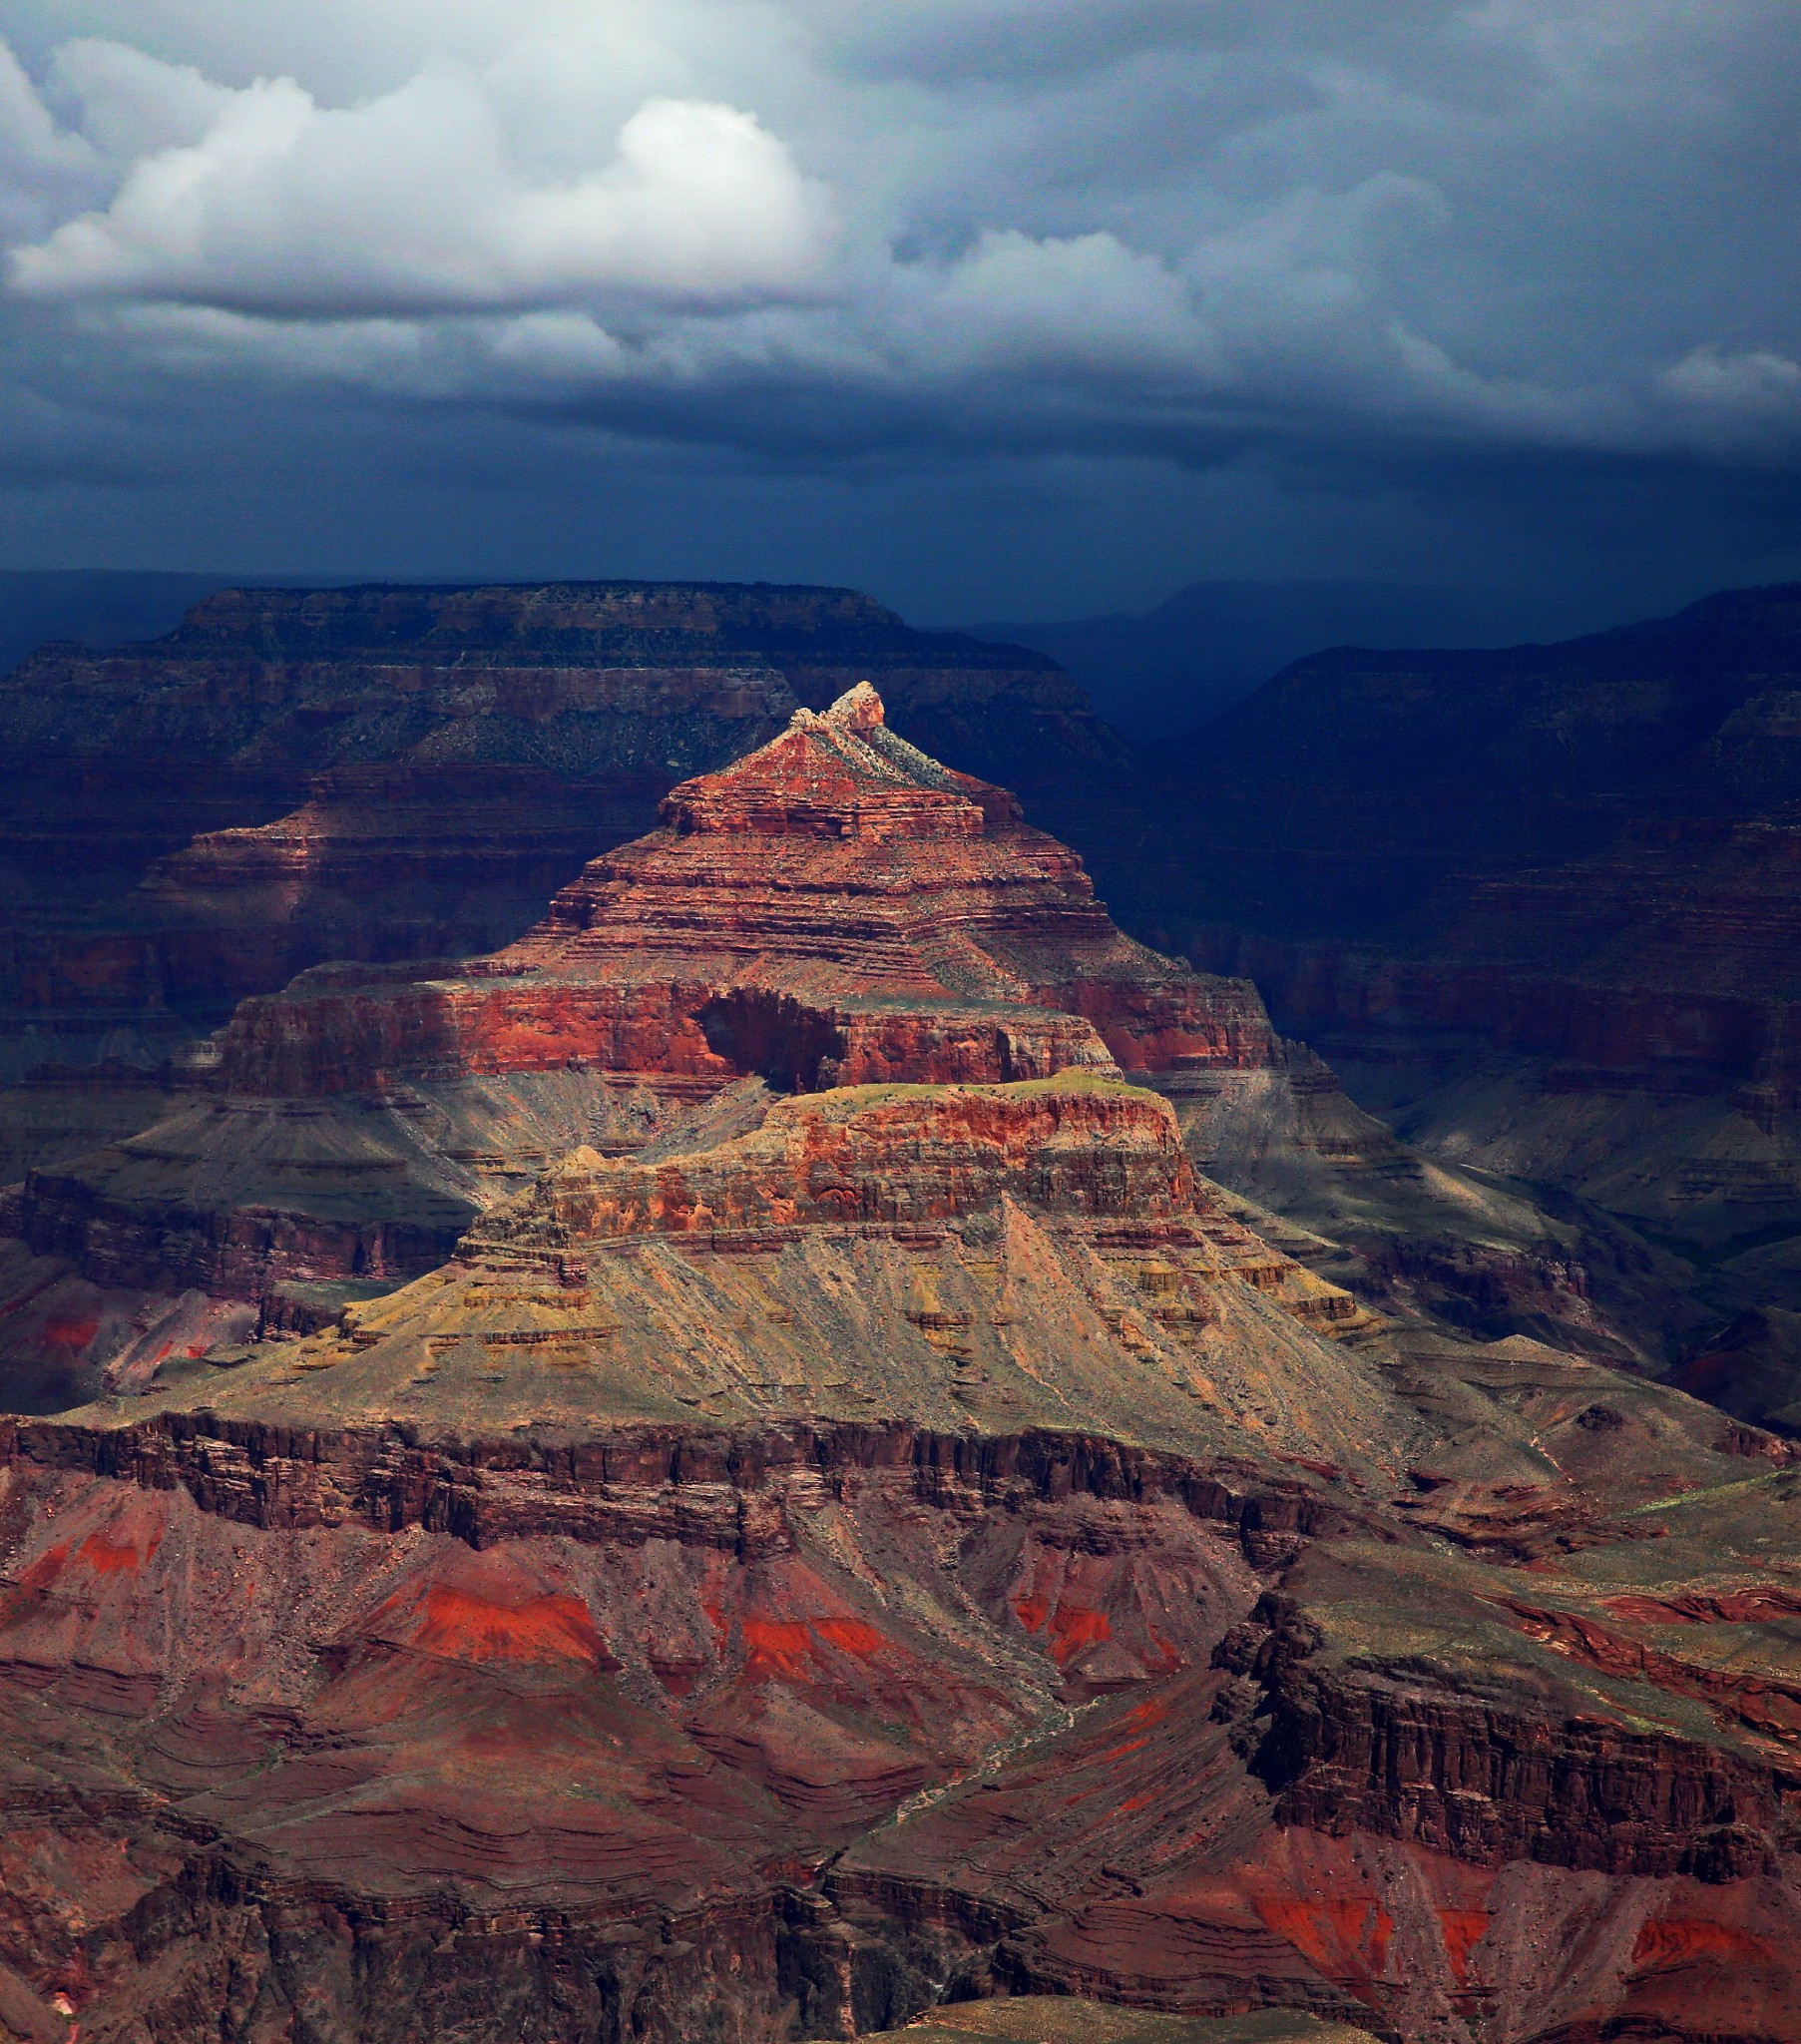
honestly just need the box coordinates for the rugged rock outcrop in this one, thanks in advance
[0,579,1676,1397]
[209,682,1264,1102]
[3,681,1646,1394]
[820,1348,1801,2042]
[0,687,1276,1352]
[478,1080,1204,1246]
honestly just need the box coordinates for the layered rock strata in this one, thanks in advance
[1,683,1680,1405]
[0,1301,1793,2038]
[296,1073,1388,1469]
[823,1336,1801,2042]
[0,585,1657,1386]
[0,677,1793,2036]
[212,682,1267,1101]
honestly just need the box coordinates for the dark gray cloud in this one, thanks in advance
[0,0,1793,618]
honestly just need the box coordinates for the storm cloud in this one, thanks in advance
[0,0,1795,616]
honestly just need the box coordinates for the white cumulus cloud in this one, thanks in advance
[9,54,829,314]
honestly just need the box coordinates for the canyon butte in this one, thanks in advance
[0,586,1796,2043]
[0,586,1685,1403]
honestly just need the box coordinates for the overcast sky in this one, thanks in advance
[0,0,1795,622]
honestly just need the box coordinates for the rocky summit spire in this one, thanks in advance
[661,684,998,841]
[821,678,883,726]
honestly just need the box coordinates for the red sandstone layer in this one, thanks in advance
[0,1353,1792,2042]
[475,1078,1201,1249]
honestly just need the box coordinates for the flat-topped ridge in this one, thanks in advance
[99,579,1060,670]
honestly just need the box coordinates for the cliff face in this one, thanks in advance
[0,626,1795,2036]
[0,1418,1278,2042]
[825,1352,1801,2044]
[478,1082,1205,1244]
[0,1335,1792,2043]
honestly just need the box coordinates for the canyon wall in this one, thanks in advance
[1028,586,1801,1416]
[0,601,1794,2038]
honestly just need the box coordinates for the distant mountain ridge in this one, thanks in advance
[1153,580,1801,939]
[965,577,1627,736]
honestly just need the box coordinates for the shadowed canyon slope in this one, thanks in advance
[0,673,1795,2040]
[1028,586,1801,1429]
